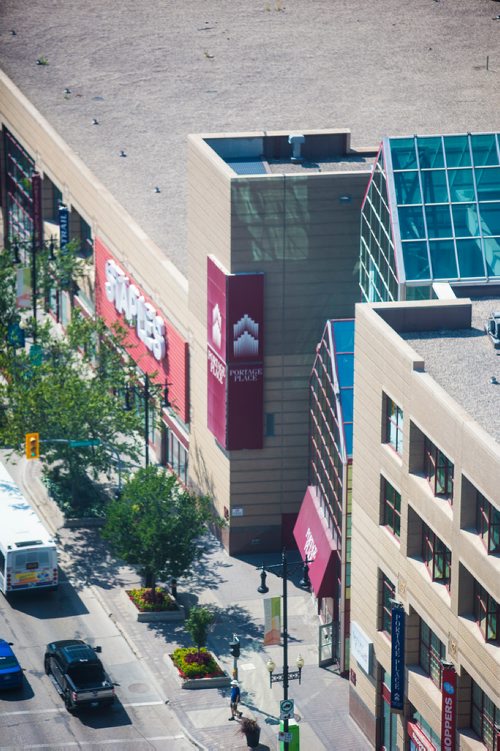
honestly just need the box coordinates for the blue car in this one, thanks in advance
[0,639,23,689]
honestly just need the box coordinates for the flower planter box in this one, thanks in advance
[166,651,231,690]
[123,588,185,622]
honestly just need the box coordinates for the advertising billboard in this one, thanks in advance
[390,605,405,711]
[207,256,264,450]
[95,238,189,424]
[441,664,456,751]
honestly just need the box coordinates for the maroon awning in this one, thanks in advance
[293,487,338,598]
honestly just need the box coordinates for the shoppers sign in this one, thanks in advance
[207,256,264,450]
[441,664,456,751]
[95,238,189,423]
[390,605,405,711]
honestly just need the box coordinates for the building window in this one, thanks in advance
[381,573,396,635]
[382,478,401,538]
[471,680,500,751]
[380,670,398,750]
[422,524,451,586]
[474,580,500,643]
[424,436,454,500]
[476,491,500,555]
[419,620,445,688]
[385,396,403,455]
[166,429,188,486]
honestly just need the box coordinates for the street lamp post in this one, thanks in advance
[257,550,312,751]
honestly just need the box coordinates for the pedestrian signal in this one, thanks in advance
[25,432,40,460]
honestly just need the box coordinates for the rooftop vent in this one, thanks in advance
[485,311,500,348]
[288,133,305,162]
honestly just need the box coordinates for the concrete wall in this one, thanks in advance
[350,300,500,748]
[187,132,375,553]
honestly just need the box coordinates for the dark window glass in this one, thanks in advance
[385,396,403,454]
[382,478,401,539]
[476,491,500,555]
[381,573,396,635]
[419,620,445,688]
[422,524,451,587]
[474,580,499,643]
[471,680,500,751]
[424,436,454,500]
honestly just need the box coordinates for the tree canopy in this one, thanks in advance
[102,466,214,589]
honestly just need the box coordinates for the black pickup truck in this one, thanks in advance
[44,639,115,712]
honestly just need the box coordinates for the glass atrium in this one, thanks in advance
[359,132,500,302]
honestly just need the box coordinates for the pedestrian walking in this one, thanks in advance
[228,679,243,720]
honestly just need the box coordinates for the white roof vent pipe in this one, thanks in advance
[288,133,305,162]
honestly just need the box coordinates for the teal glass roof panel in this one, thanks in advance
[484,238,500,275]
[417,136,444,169]
[476,167,500,201]
[402,241,431,280]
[390,138,417,169]
[456,239,485,277]
[429,240,457,279]
[399,205,425,239]
[329,319,354,457]
[471,134,499,167]
[421,170,448,203]
[452,204,480,237]
[226,159,267,175]
[448,169,475,202]
[480,204,500,236]
[443,135,471,168]
[394,171,421,204]
[331,319,355,352]
[425,204,452,238]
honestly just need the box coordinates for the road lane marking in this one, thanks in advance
[121,700,166,707]
[0,738,185,750]
[0,700,166,717]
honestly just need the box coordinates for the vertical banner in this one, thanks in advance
[263,596,281,646]
[441,664,456,751]
[390,605,405,711]
[207,256,264,450]
[59,204,69,247]
[31,172,43,250]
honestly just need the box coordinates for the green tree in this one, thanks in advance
[0,247,21,349]
[185,607,214,654]
[102,466,214,599]
[0,310,145,514]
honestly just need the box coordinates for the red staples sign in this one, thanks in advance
[207,256,264,450]
[95,238,189,423]
[441,665,456,751]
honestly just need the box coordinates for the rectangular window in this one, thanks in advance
[424,436,454,500]
[385,396,404,454]
[476,491,500,555]
[166,430,188,486]
[419,620,446,688]
[380,670,398,750]
[471,680,500,751]
[422,524,451,586]
[474,580,499,643]
[382,478,401,538]
[381,573,396,635]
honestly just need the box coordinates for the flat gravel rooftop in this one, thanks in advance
[403,298,500,443]
[0,1,499,274]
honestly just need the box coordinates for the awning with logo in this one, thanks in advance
[293,486,338,598]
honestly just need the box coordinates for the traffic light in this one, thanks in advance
[229,636,240,659]
[25,432,40,460]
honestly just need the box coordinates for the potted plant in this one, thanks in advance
[237,717,261,749]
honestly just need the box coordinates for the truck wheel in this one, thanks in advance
[64,693,74,713]
[44,658,51,675]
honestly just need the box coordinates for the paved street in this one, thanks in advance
[0,455,370,750]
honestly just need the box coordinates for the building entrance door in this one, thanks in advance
[318,621,337,667]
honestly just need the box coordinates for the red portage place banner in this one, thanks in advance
[441,665,456,751]
[94,238,189,424]
[207,256,264,450]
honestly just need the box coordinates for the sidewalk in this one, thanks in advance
[17,456,370,751]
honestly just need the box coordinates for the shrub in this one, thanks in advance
[127,587,177,612]
[171,647,225,679]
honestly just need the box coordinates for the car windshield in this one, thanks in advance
[0,655,19,670]
[67,664,105,687]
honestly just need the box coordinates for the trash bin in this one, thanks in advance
[279,718,300,751]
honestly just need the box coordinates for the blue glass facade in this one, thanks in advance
[360,132,500,301]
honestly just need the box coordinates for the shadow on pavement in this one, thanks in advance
[56,528,130,592]
[7,579,89,619]
[75,700,132,729]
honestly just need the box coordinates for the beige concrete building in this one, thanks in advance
[350,297,500,750]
